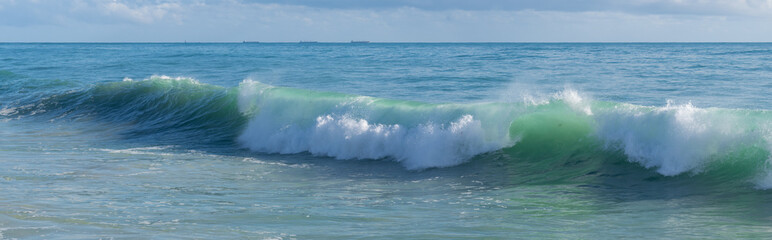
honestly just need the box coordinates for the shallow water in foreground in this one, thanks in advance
[1,43,772,239]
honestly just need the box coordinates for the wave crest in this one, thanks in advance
[236,80,517,169]
[595,101,760,176]
[4,77,772,188]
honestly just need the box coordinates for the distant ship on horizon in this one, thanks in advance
[242,41,260,43]
[299,41,318,43]
[350,40,370,43]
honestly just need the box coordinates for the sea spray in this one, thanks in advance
[236,80,517,169]
[235,80,772,187]
[594,101,754,175]
[3,76,772,187]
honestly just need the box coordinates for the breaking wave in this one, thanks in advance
[3,76,771,187]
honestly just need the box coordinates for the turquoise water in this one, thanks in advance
[1,43,772,239]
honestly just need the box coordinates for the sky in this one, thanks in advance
[1,0,771,42]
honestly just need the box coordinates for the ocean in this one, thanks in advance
[1,43,771,239]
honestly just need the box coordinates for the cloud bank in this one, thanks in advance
[0,0,771,42]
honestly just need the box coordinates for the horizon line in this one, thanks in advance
[2,41,772,44]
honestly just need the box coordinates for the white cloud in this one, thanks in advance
[625,0,772,16]
[1,0,771,42]
[0,0,184,26]
[97,1,182,24]
[241,0,772,16]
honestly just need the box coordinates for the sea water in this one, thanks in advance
[1,43,771,239]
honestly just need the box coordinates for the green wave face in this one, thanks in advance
[2,76,247,145]
[235,80,772,188]
[4,76,771,188]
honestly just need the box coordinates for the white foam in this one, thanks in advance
[753,125,772,189]
[0,106,17,116]
[92,146,178,156]
[236,81,772,179]
[236,80,516,169]
[146,75,200,84]
[595,101,752,176]
[239,113,512,170]
[555,89,593,115]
